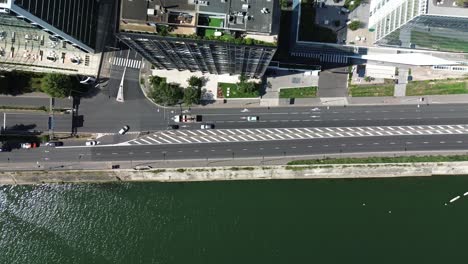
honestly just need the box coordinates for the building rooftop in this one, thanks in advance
[120,0,277,35]
[427,0,468,16]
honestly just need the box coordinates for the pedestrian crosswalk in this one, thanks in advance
[110,57,142,69]
[291,52,349,64]
[120,125,468,146]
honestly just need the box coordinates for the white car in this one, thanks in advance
[201,124,215,129]
[119,125,130,135]
[85,141,99,146]
[247,116,259,122]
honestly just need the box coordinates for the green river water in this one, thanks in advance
[1,176,468,264]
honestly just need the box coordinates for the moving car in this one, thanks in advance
[0,143,11,152]
[201,123,215,129]
[45,141,64,147]
[247,116,259,122]
[119,125,130,135]
[168,124,179,130]
[21,142,38,149]
[85,141,99,146]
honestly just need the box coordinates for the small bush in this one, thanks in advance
[348,21,362,31]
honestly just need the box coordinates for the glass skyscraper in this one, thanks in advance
[368,0,468,53]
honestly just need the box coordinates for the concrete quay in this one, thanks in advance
[1,160,468,185]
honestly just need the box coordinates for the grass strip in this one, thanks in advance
[288,155,468,165]
[406,79,468,96]
[0,105,70,113]
[349,84,394,97]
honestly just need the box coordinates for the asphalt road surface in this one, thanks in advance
[2,134,468,165]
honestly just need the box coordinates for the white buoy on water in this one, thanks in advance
[464,192,468,196]
[450,196,461,203]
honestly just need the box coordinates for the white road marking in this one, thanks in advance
[228,136,239,141]
[140,139,152,144]
[147,136,162,144]
[163,135,182,143]
[245,135,258,141]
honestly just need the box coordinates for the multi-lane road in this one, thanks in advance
[3,49,468,166]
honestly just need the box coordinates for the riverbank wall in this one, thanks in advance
[1,161,468,185]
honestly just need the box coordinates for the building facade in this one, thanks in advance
[0,0,113,53]
[368,0,468,53]
[117,0,280,78]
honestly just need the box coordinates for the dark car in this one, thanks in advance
[45,141,64,147]
[168,124,179,129]
[0,143,11,152]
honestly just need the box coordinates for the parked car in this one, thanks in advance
[133,165,152,171]
[119,125,130,135]
[247,116,259,122]
[85,141,99,146]
[168,124,179,130]
[21,142,38,149]
[45,141,64,147]
[201,123,215,129]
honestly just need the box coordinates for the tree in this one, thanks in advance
[238,74,248,84]
[149,79,183,106]
[183,86,201,106]
[348,21,362,31]
[41,73,83,98]
[187,76,203,88]
[455,0,468,6]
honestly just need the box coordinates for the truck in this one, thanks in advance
[173,114,202,123]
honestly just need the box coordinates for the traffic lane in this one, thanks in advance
[198,106,468,123]
[3,112,72,132]
[0,146,93,164]
[0,96,71,108]
[190,103,468,116]
[86,134,468,162]
[204,118,468,130]
[2,134,468,164]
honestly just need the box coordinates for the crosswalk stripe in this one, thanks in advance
[205,130,217,136]
[140,139,152,144]
[147,136,162,144]
[158,137,173,143]
[163,135,182,143]
[238,136,248,141]
[179,137,193,143]
[246,135,257,140]
[207,136,221,142]
[228,136,239,141]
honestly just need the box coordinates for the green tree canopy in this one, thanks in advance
[187,76,203,88]
[41,73,84,98]
[183,86,201,106]
[149,79,184,106]
[348,20,362,31]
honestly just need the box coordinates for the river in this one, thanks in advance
[1,176,468,263]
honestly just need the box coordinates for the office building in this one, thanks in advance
[368,0,468,53]
[0,0,114,53]
[117,0,280,78]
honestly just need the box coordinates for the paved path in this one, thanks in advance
[123,124,468,146]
